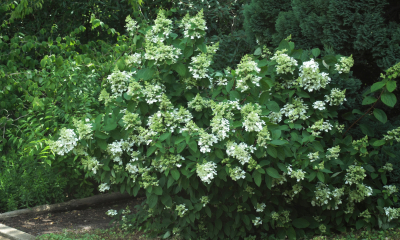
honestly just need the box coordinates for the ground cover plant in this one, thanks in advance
[46,10,400,239]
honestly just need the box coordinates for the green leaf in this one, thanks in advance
[153,186,163,195]
[183,47,193,58]
[163,231,171,239]
[360,124,374,137]
[197,43,207,53]
[267,146,277,158]
[362,96,377,105]
[308,171,317,181]
[387,81,397,92]
[371,81,386,93]
[205,206,212,217]
[382,174,387,185]
[266,101,280,112]
[278,40,291,52]
[172,63,187,76]
[253,171,262,187]
[311,48,320,57]
[177,142,186,153]
[189,141,198,153]
[137,68,155,80]
[226,80,234,92]
[296,90,310,98]
[381,92,397,107]
[148,194,158,208]
[331,172,342,178]
[287,227,296,240]
[317,172,325,183]
[266,167,280,179]
[171,169,180,181]
[159,132,171,141]
[372,139,386,147]
[230,91,241,101]
[95,131,108,139]
[356,219,365,230]
[254,47,262,56]
[373,108,387,124]
[364,165,375,172]
[103,122,118,131]
[97,139,108,150]
[259,92,269,105]
[161,194,172,207]
[147,145,157,156]
[215,149,224,159]
[292,218,310,228]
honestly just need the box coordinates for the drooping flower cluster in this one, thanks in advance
[152,154,185,173]
[81,156,103,174]
[312,101,326,111]
[308,152,319,162]
[335,55,354,74]
[125,15,138,36]
[241,103,265,132]
[348,183,373,203]
[383,126,400,143]
[189,53,211,79]
[188,94,209,112]
[252,217,262,226]
[145,11,173,43]
[180,10,207,39]
[270,49,298,75]
[280,97,309,122]
[200,196,209,207]
[255,203,266,212]
[311,182,344,210]
[384,207,400,222]
[282,184,303,203]
[326,145,340,160]
[210,100,241,120]
[142,82,165,104]
[99,183,110,192]
[352,136,369,157]
[325,88,347,106]
[359,209,371,222]
[345,165,366,185]
[287,165,306,182]
[176,204,188,217]
[211,116,230,140]
[106,209,118,216]
[48,128,78,156]
[383,163,394,172]
[229,166,246,181]
[198,130,219,153]
[125,53,142,67]
[384,185,398,196]
[144,42,181,66]
[310,119,333,136]
[122,112,142,130]
[235,55,261,92]
[73,118,93,140]
[107,69,134,96]
[256,126,271,148]
[268,111,283,124]
[297,59,331,92]
[107,139,134,165]
[226,141,256,165]
[196,161,217,184]
[271,210,291,227]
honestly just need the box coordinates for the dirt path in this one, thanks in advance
[0,197,145,238]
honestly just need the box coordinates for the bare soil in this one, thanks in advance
[0,197,145,238]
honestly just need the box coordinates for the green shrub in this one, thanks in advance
[50,11,400,239]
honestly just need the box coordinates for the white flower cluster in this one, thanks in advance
[196,161,217,184]
[298,59,331,92]
[126,163,139,175]
[235,55,261,92]
[226,141,256,165]
[125,53,142,66]
[122,112,142,130]
[107,70,134,96]
[287,165,306,182]
[311,182,344,210]
[270,49,298,75]
[142,83,165,104]
[210,100,241,120]
[144,42,181,66]
[82,156,103,174]
[280,97,309,122]
[312,101,326,111]
[106,209,118,216]
[335,55,354,74]
[180,10,207,39]
[107,139,134,165]
[268,111,283,124]
[99,183,110,192]
[211,116,230,140]
[282,184,303,203]
[383,163,394,172]
[189,53,211,79]
[383,126,400,143]
[72,119,93,140]
[326,145,340,160]
[229,166,246,181]
[325,88,347,106]
[348,183,373,203]
[384,185,398,196]
[384,207,400,222]
[255,203,266,212]
[198,130,219,153]
[308,152,319,162]
[257,126,271,148]
[345,165,366,185]
[252,217,262,226]
[48,128,78,156]
[200,196,209,207]
[241,103,265,132]
[146,11,173,43]
[310,119,333,136]
[176,204,188,217]
[188,94,209,112]
[125,15,138,36]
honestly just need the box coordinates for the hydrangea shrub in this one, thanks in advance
[49,11,400,239]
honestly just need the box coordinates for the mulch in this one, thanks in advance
[0,197,145,237]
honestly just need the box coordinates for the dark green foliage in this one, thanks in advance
[243,0,400,88]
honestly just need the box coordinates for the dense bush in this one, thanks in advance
[49,11,400,239]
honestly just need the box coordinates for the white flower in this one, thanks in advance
[313,101,326,111]
[270,49,298,74]
[196,161,218,184]
[230,166,246,181]
[106,209,118,216]
[298,59,331,92]
[198,131,219,153]
[99,183,110,192]
[252,217,262,226]
[48,128,78,156]
[255,203,266,212]
[226,141,256,165]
